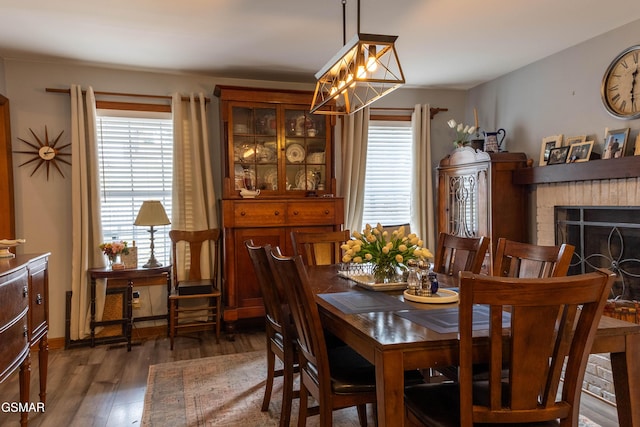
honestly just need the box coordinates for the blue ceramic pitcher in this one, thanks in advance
[483,128,506,152]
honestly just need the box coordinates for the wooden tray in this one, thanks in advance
[403,288,458,304]
[338,271,407,291]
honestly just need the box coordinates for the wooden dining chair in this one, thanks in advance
[404,268,615,427]
[290,229,351,266]
[432,232,490,277]
[494,238,575,278]
[268,249,377,427]
[168,229,222,350]
[438,238,578,382]
[245,240,298,427]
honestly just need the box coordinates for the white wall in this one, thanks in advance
[0,60,6,94]
[4,58,465,340]
[467,18,640,159]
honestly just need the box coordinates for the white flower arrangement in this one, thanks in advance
[448,119,476,146]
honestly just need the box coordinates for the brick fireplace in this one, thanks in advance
[535,176,640,405]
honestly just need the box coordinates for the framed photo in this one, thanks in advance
[603,128,629,159]
[547,146,570,165]
[634,133,640,156]
[564,135,587,146]
[567,140,593,163]
[539,134,563,166]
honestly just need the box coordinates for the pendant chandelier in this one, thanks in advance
[310,0,404,115]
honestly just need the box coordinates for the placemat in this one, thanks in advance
[319,291,412,314]
[395,305,511,334]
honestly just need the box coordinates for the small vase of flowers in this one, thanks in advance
[341,224,433,283]
[448,119,476,147]
[100,241,130,269]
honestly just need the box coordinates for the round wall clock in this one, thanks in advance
[601,45,640,120]
[14,126,71,180]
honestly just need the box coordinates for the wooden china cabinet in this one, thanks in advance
[214,86,344,334]
[437,147,530,273]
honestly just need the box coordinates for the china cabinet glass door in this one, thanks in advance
[283,108,327,193]
[231,105,278,192]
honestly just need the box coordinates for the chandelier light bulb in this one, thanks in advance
[366,45,378,72]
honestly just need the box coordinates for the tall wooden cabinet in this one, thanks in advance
[437,147,530,273]
[1,94,15,241]
[215,86,344,333]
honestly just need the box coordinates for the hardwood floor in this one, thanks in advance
[0,328,620,427]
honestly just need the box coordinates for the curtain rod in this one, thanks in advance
[45,87,210,103]
[370,106,448,119]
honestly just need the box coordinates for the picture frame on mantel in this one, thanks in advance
[564,135,587,146]
[547,146,570,165]
[567,140,593,163]
[540,134,563,166]
[602,128,629,159]
[634,134,640,156]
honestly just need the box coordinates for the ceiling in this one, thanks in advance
[2,0,640,90]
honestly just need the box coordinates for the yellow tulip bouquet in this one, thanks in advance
[341,223,433,283]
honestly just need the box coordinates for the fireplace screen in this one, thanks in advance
[555,206,640,300]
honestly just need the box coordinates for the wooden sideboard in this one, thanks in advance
[0,253,50,426]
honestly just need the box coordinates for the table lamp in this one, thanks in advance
[134,200,170,268]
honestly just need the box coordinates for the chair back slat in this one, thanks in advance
[493,238,574,278]
[433,232,489,276]
[458,269,615,426]
[169,229,220,284]
[291,230,351,266]
[245,240,286,330]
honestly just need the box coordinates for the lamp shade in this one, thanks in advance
[311,33,404,115]
[134,200,170,227]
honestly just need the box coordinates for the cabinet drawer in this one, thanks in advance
[29,264,48,339]
[287,201,337,225]
[233,202,287,227]
[0,269,29,326]
[0,311,29,381]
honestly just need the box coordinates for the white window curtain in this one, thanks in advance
[171,93,218,282]
[339,107,370,234]
[69,85,106,340]
[411,104,436,252]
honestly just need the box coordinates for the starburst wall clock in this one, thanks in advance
[14,126,71,180]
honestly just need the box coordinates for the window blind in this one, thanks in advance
[362,123,413,227]
[96,113,173,265]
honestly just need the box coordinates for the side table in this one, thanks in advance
[88,265,171,351]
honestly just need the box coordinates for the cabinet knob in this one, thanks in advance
[293,210,299,215]
[274,210,280,216]
[36,294,43,305]
[324,210,330,215]
[23,286,28,298]
[240,211,246,216]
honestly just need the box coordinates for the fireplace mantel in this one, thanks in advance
[514,156,640,185]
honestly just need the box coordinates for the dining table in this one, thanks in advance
[307,264,640,427]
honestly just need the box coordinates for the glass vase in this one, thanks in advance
[373,262,397,283]
[108,254,121,269]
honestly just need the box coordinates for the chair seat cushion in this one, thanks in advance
[327,345,377,394]
[177,279,217,296]
[325,345,425,394]
[404,382,560,427]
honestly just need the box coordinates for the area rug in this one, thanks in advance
[141,350,601,427]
